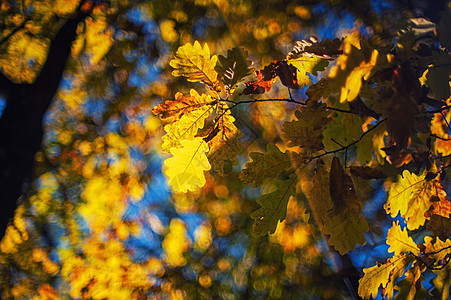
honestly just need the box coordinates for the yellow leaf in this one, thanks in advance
[387,221,419,256]
[169,41,218,88]
[287,56,328,87]
[329,35,391,103]
[160,90,215,152]
[164,138,211,193]
[385,170,434,230]
[207,102,243,176]
[358,255,413,300]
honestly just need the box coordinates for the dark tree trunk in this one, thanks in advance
[0,6,89,238]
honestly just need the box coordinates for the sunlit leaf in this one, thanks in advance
[386,221,419,256]
[164,138,211,193]
[329,36,391,103]
[153,89,217,120]
[385,170,435,230]
[206,102,243,176]
[160,90,215,152]
[358,255,413,300]
[287,55,328,87]
[169,40,218,88]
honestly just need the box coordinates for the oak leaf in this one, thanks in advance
[324,157,368,254]
[164,138,211,193]
[153,89,217,120]
[160,91,215,152]
[358,255,414,300]
[282,100,330,152]
[329,37,391,103]
[287,56,328,87]
[387,221,419,256]
[251,175,297,237]
[239,143,293,188]
[215,47,253,91]
[385,170,435,230]
[394,264,430,300]
[206,102,243,176]
[299,159,332,231]
[169,41,218,88]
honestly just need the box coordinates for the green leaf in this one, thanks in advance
[282,100,330,152]
[251,175,297,237]
[169,41,218,88]
[239,143,294,188]
[358,255,413,300]
[215,46,253,90]
[385,170,434,230]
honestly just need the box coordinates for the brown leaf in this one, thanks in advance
[426,215,451,241]
[275,61,299,90]
[288,36,342,60]
[349,166,387,180]
[329,157,358,213]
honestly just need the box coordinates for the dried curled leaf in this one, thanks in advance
[164,138,211,193]
[169,41,218,88]
[239,143,293,188]
[251,175,297,237]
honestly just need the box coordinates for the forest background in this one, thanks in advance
[0,0,450,299]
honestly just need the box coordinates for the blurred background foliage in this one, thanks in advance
[0,0,447,298]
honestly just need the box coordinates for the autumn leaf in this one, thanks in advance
[358,255,414,300]
[394,263,430,300]
[324,157,368,254]
[329,36,391,103]
[239,143,294,188]
[206,102,243,176]
[287,36,342,60]
[299,159,332,231]
[349,166,386,180]
[169,41,219,88]
[385,170,435,230]
[425,51,451,101]
[251,175,297,237]
[426,215,451,242]
[215,46,253,91]
[386,222,419,256]
[282,100,330,152]
[160,90,215,152]
[153,89,217,120]
[287,56,328,88]
[164,138,211,193]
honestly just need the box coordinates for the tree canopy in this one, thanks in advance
[0,0,451,299]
